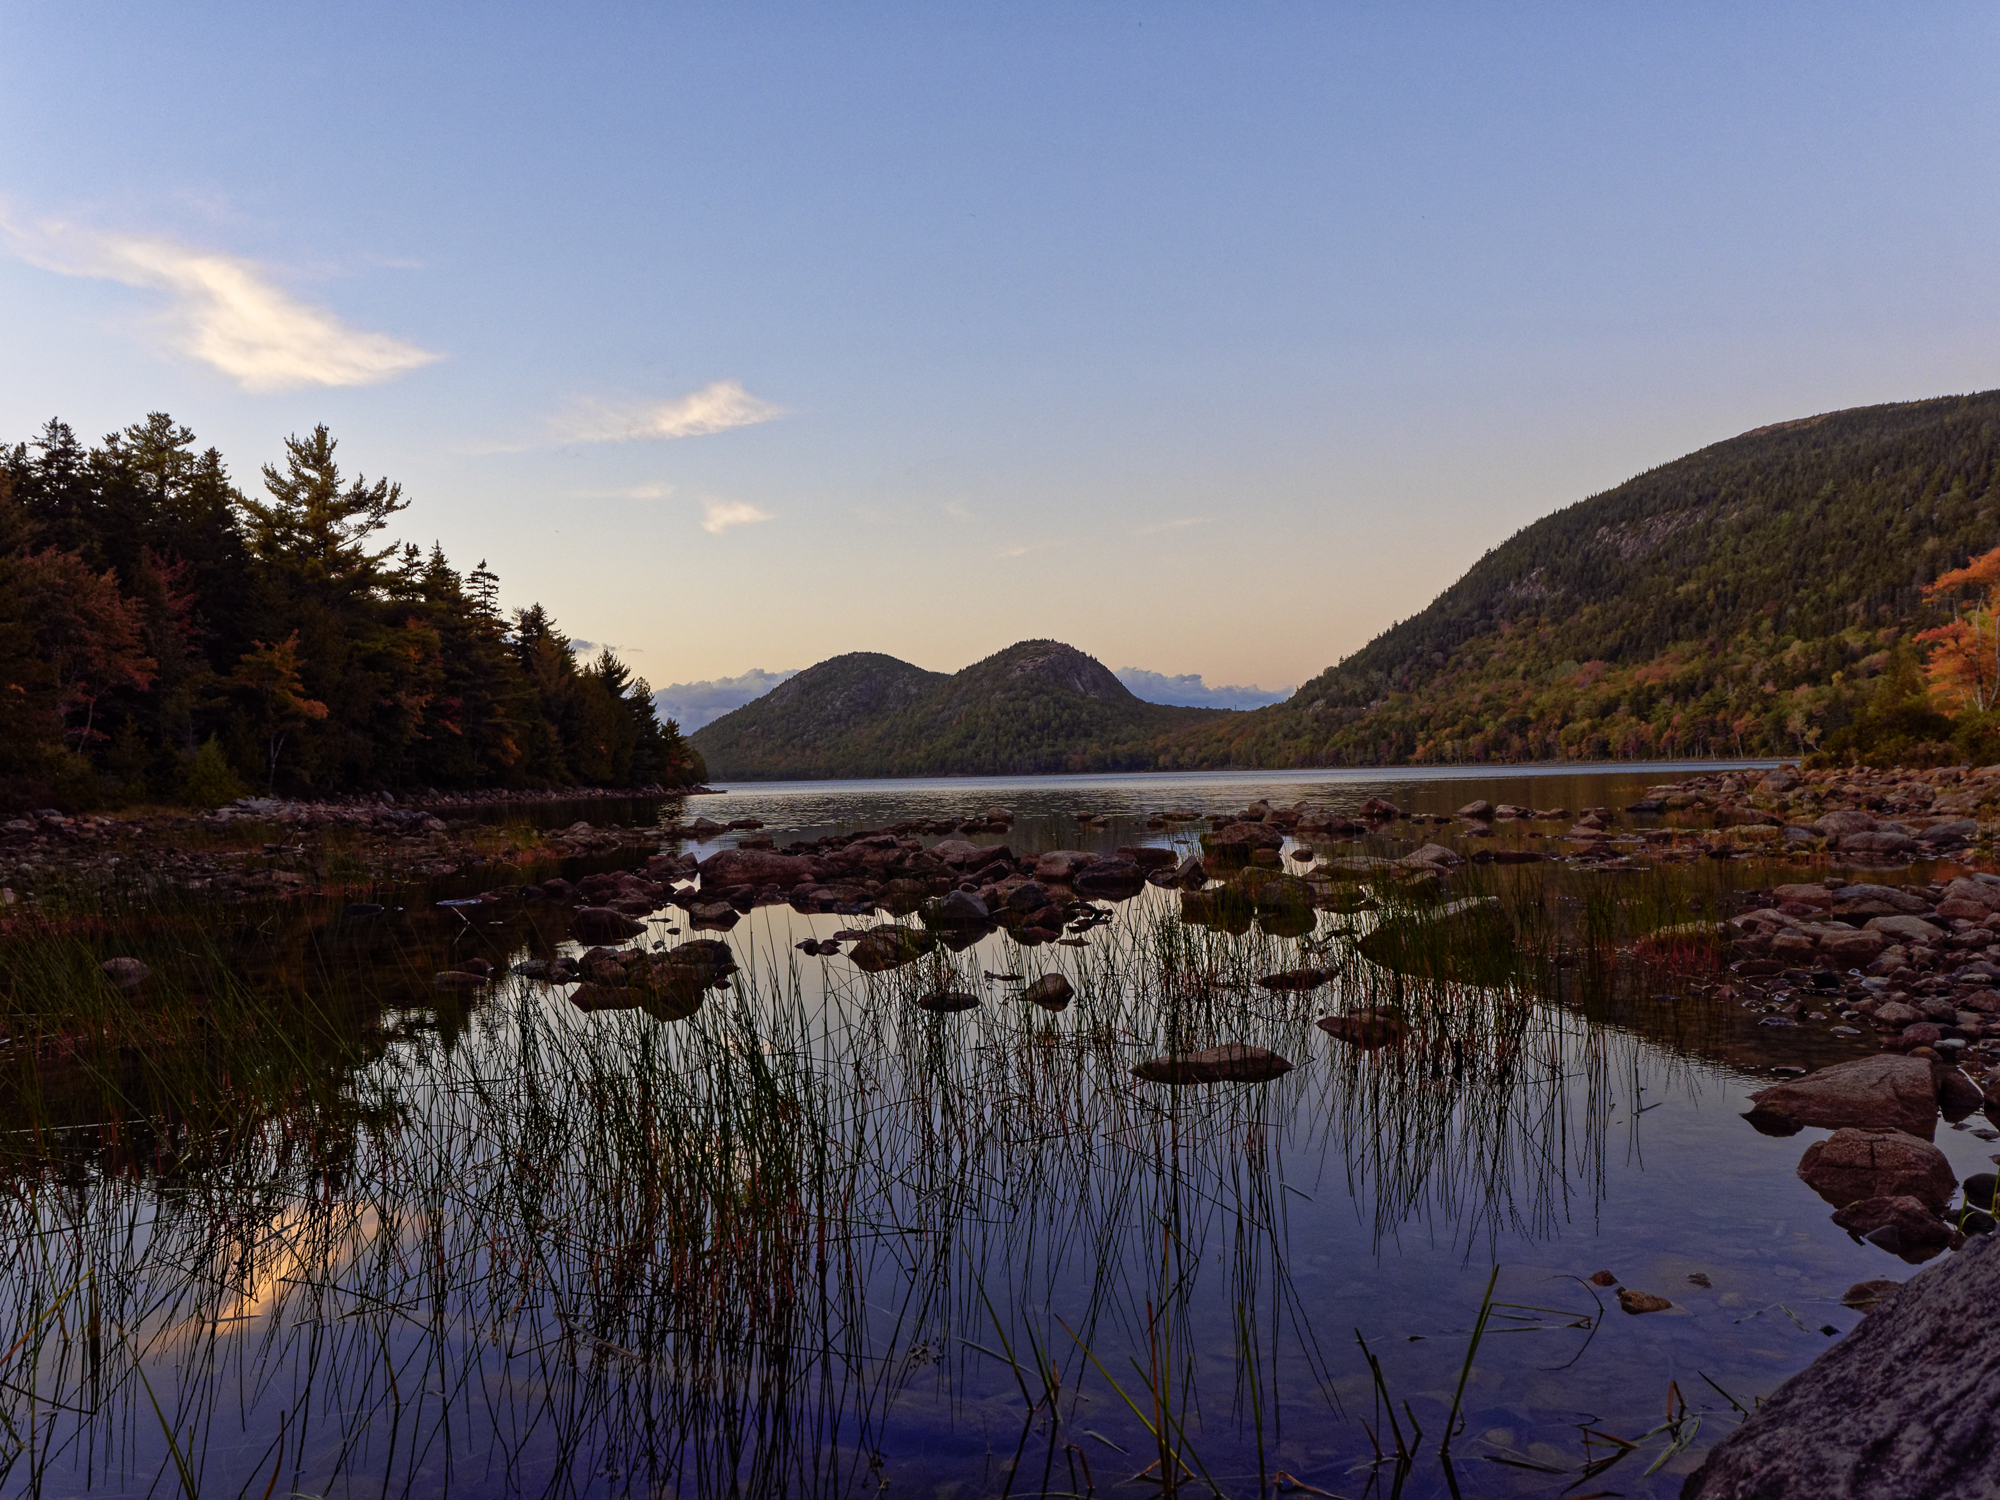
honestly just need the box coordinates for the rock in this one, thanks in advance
[1680,1232,2000,1500]
[932,889,990,924]
[1170,854,1206,886]
[685,816,725,835]
[1759,768,1802,795]
[688,903,739,930]
[341,902,386,918]
[1840,1278,1902,1311]
[1773,882,1834,907]
[1116,845,1180,870]
[1865,914,1945,946]
[1841,830,1919,855]
[572,907,648,942]
[1005,881,1053,913]
[1587,1269,1619,1287]
[1821,930,1889,965]
[1833,883,1933,918]
[916,989,981,1013]
[1074,858,1144,896]
[1257,968,1331,992]
[981,806,1015,824]
[1019,974,1074,1010]
[1744,1055,1942,1139]
[1616,1289,1673,1315]
[1937,1066,1984,1121]
[1797,1128,1957,1209]
[1830,1195,1954,1260]
[1401,843,1463,869]
[1813,809,1879,838]
[1034,850,1099,882]
[1316,1010,1408,1048]
[848,926,935,973]
[433,970,489,988]
[1202,822,1285,862]
[1358,796,1401,819]
[1131,1045,1295,1085]
[100,957,150,989]
[1873,1000,1924,1028]
[1456,799,1495,819]
[697,848,815,890]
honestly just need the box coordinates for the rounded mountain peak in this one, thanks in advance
[984,640,1133,703]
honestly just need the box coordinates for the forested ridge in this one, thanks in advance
[0,415,700,809]
[1161,390,2000,769]
[692,640,1220,779]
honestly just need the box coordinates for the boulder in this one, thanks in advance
[1034,850,1099,882]
[1940,875,2000,912]
[1936,1065,1984,1120]
[1074,858,1144,896]
[1116,845,1180,870]
[1865,914,1945,946]
[916,989,981,1013]
[1842,830,1919,856]
[1744,1056,1942,1139]
[1316,1010,1408,1048]
[1131,1045,1295,1085]
[848,926,935,973]
[1616,1289,1673,1315]
[1833,884,1933,918]
[931,889,990,924]
[698,849,815,891]
[1797,1128,1957,1209]
[572,907,647,941]
[1813,809,1879,838]
[1773,882,1834,907]
[1202,823,1285,862]
[1020,974,1074,1011]
[1680,1232,2000,1500]
[1004,880,1053,913]
[1821,930,1889,966]
[1920,819,1979,846]
[929,838,989,867]
[1830,1195,1955,1261]
[1401,843,1463,869]
[685,816,725,835]
[1456,799,1495,819]
[1358,796,1401,819]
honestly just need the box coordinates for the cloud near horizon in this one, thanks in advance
[553,379,783,443]
[653,667,801,731]
[701,497,772,534]
[1115,667,1292,711]
[5,217,439,391]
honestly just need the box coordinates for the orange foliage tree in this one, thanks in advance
[1917,546,2000,714]
[233,633,330,792]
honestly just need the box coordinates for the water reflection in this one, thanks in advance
[0,763,1958,1499]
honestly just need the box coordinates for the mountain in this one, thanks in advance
[687,652,948,779]
[691,640,1224,779]
[1161,389,2000,768]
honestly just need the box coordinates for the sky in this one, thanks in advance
[2,4,1996,705]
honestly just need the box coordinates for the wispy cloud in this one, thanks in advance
[1115,668,1293,711]
[4,216,438,392]
[702,498,772,535]
[1135,516,1214,536]
[553,380,783,444]
[942,500,972,521]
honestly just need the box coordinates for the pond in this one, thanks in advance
[2,761,1990,1498]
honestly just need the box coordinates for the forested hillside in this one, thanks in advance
[1162,390,2000,769]
[692,640,1221,778]
[0,416,699,808]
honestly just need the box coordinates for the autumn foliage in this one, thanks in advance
[1916,545,2000,714]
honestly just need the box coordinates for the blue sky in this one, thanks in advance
[2,3,1996,697]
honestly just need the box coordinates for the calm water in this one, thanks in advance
[7,761,1988,1499]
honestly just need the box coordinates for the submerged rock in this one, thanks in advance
[1830,1195,1954,1262]
[1316,1010,1408,1048]
[1681,1232,2000,1499]
[1131,1045,1294,1085]
[847,926,934,973]
[1798,1128,1957,1209]
[1257,968,1331,992]
[1019,974,1074,1011]
[916,989,981,1013]
[101,957,150,989]
[1744,1055,1942,1139]
[1616,1289,1673,1314]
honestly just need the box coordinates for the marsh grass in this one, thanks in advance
[0,857,1741,1498]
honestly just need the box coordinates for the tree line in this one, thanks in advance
[0,415,701,809]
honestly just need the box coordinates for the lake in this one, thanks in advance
[3,760,1987,1498]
